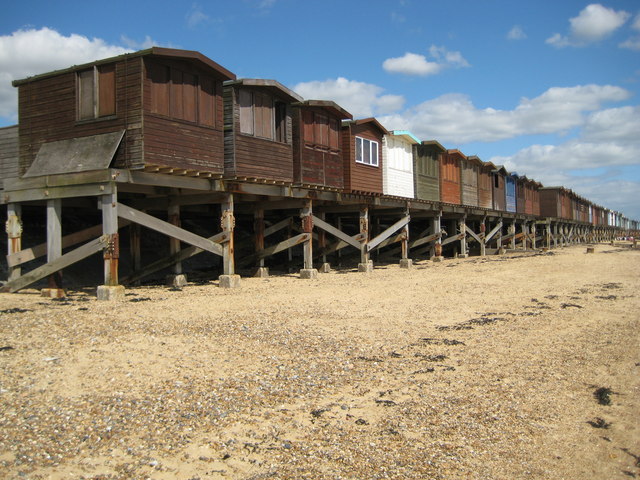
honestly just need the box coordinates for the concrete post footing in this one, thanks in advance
[219,274,241,289]
[97,285,125,301]
[254,267,270,278]
[166,274,188,288]
[300,268,318,279]
[399,258,413,269]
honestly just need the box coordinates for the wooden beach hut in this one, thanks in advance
[477,160,494,210]
[341,118,389,194]
[491,166,507,212]
[505,173,517,213]
[223,79,303,183]
[0,125,18,190]
[540,186,572,219]
[291,100,352,189]
[12,47,235,177]
[461,155,481,207]
[516,175,526,214]
[440,149,464,205]
[413,140,443,203]
[382,130,420,198]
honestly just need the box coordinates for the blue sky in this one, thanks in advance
[1,0,639,220]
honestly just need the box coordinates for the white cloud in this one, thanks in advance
[292,77,405,118]
[507,25,527,40]
[186,4,210,28]
[547,3,630,47]
[0,28,133,121]
[378,84,630,143]
[619,13,640,50]
[120,35,157,50]
[489,105,640,218]
[382,46,469,76]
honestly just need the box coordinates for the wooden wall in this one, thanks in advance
[16,57,143,175]
[516,178,526,214]
[505,175,517,213]
[477,165,493,209]
[540,189,562,218]
[0,125,18,190]
[291,106,344,188]
[224,84,294,182]
[413,143,440,202]
[342,122,384,194]
[439,151,461,204]
[492,171,506,211]
[142,57,226,174]
[382,134,414,198]
[460,158,479,207]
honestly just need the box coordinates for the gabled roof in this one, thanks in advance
[421,140,446,152]
[466,155,483,166]
[292,100,352,119]
[389,130,420,144]
[342,117,390,135]
[13,47,236,86]
[224,78,303,103]
[446,149,466,160]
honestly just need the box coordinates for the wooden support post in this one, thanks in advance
[521,221,528,251]
[97,191,124,300]
[358,206,373,272]
[6,203,22,283]
[497,219,504,254]
[509,221,516,250]
[431,213,444,261]
[219,194,240,288]
[337,216,343,265]
[479,218,486,257]
[458,216,468,258]
[399,207,412,268]
[253,208,268,277]
[41,199,65,297]
[318,212,330,273]
[129,223,141,285]
[300,199,317,279]
[166,198,187,287]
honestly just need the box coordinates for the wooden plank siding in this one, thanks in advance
[224,80,301,183]
[0,125,19,189]
[461,155,481,207]
[477,161,494,209]
[413,141,442,203]
[341,119,388,194]
[439,149,463,205]
[516,176,526,214]
[291,101,352,189]
[13,48,234,177]
[491,167,507,212]
[382,131,419,198]
[505,174,517,213]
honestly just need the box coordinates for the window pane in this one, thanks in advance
[371,140,378,166]
[78,69,95,120]
[355,137,362,163]
[363,139,371,165]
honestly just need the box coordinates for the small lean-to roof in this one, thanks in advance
[492,165,508,175]
[292,100,352,119]
[466,155,484,166]
[224,78,303,103]
[481,160,497,170]
[421,140,446,152]
[389,130,420,144]
[446,148,466,160]
[13,47,235,86]
[342,117,390,136]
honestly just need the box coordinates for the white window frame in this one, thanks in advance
[355,136,379,167]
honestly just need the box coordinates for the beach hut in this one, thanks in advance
[440,149,464,205]
[341,118,389,194]
[505,173,517,213]
[291,100,352,189]
[12,47,235,177]
[491,166,507,212]
[516,175,527,214]
[223,79,303,183]
[461,155,481,207]
[413,140,443,203]
[0,125,18,190]
[540,186,572,219]
[477,160,494,210]
[382,130,420,198]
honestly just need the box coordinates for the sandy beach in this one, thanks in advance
[0,243,638,479]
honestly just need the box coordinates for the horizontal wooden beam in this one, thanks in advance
[117,203,223,256]
[239,233,310,266]
[1,235,108,293]
[3,183,114,204]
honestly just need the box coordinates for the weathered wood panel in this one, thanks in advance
[477,165,492,209]
[413,143,440,202]
[0,125,19,189]
[505,175,517,213]
[540,188,562,217]
[439,151,462,205]
[460,157,479,207]
[516,178,526,214]
[492,169,506,212]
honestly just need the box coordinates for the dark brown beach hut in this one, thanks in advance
[341,118,389,194]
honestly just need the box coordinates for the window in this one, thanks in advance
[239,89,287,142]
[302,111,340,151]
[355,136,379,167]
[148,61,217,127]
[77,64,116,120]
